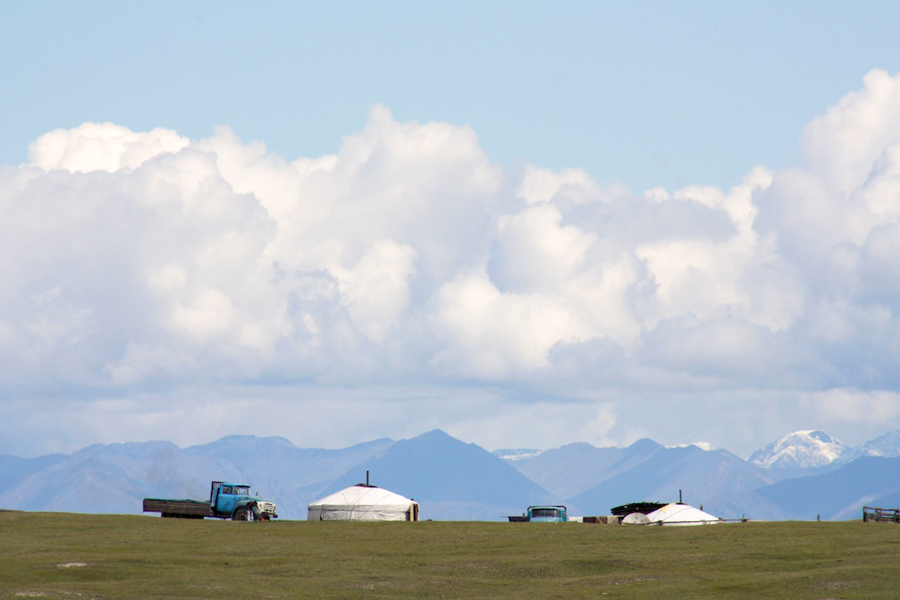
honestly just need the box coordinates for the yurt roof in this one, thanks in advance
[622,512,651,525]
[309,485,416,509]
[645,503,721,525]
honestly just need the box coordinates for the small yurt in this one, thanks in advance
[307,485,420,521]
[621,512,651,525]
[644,503,721,526]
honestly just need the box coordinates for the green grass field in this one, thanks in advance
[2,510,899,599]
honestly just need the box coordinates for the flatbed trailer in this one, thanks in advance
[142,498,213,519]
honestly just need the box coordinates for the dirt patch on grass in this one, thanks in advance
[15,592,90,597]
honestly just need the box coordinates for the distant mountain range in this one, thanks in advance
[2,428,900,521]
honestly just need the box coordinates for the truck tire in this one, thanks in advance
[233,507,255,521]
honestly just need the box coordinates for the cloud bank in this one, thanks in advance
[3,71,900,455]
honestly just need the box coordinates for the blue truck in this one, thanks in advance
[509,505,568,522]
[143,481,278,521]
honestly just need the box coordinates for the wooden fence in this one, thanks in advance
[862,506,900,523]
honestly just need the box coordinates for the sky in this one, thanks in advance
[3,1,900,458]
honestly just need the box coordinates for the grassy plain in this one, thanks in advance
[2,510,899,599]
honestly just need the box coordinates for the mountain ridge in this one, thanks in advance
[2,428,900,521]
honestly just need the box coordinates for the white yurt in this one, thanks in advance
[307,485,420,521]
[644,503,722,526]
[622,512,651,525]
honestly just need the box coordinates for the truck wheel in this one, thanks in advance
[233,507,255,521]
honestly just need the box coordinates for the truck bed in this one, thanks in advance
[143,498,212,518]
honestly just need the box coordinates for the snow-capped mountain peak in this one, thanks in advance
[749,430,848,469]
[492,448,543,461]
[840,430,900,463]
[669,442,714,451]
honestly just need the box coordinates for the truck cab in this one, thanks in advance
[210,481,278,521]
[526,505,567,522]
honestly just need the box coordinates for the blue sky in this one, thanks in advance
[3,1,900,458]
[6,1,900,191]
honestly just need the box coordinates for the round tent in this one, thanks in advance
[307,485,420,521]
[644,503,722,526]
[622,512,651,525]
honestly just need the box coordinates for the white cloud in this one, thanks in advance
[516,165,606,205]
[801,69,900,195]
[336,239,417,343]
[430,271,594,378]
[489,203,596,293]
[5,71,900,455]
[29,122,189,173]
[801,389,900,425]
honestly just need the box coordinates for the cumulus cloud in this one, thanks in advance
[29,122,190,173]
[801,70,900,195]
[4,72,900,454]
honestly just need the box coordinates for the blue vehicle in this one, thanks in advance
[509,505,568,522]
[527,505,567,522]
[143,480,278,521]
